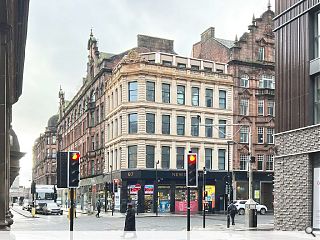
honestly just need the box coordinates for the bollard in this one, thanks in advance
[227,214,230,228]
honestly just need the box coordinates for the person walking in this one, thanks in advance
[96,200,101,218]
[121,203,136,238]
[227,202,237,225]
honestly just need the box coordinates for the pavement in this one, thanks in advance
[7,206,320,240]
[10,206,38,218]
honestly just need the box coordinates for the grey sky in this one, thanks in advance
[12,0,275,186]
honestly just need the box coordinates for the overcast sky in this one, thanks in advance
[12,0,275,186]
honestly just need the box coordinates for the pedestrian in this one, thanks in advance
[96,200,101,218]
[227,202,237,225]
[121,203,136,238]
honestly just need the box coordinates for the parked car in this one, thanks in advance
[42,202,63,215]
[232,200,268,215]
[22,202,31,211]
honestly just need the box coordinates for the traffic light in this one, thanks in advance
[68,151,80,188]
[114,179,118,192]
[31,180,36,194]
[57,152,68,188]
[187,153,198,187]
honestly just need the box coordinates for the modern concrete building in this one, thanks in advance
[192,4,275,210]
[32,115,58,185]
[0,0,29,228]
[274,0,320,231]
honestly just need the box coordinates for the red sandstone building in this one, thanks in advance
[192,4,275,210]
[32,115,58,185]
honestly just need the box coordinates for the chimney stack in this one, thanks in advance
[201,27,215,42]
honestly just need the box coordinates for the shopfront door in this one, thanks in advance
[175,186,198,213]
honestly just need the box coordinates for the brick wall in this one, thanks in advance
[137,35,174,54]
[274,124,320,230]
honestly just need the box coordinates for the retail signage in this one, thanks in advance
[205,185,215,208]
[129,185,140,194]
[144,185,154,194]
[313,164,320,229]
[114,191,120,210]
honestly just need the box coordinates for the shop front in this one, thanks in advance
[174,187,198,213]
[117,169,228,214]
[233,171,274,210]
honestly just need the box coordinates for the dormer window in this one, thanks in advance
[162,60,172,66]
[177,63,186,69]
[191,65,200,70]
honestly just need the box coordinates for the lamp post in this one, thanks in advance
[155,160,159,216]
[203,167,206,228]
[110,165,113,216]
[104,181,107,213]
[227,141,234,205]
[197,116,254,227]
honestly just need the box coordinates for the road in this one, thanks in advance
[11,206,274,231]
[5,207,315,240]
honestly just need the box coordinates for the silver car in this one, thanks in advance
[43,202,63,215]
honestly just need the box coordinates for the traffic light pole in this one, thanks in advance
[187,187,190,231]
[70,188,74,231]
[203,167,206,229]
[110,165,113,216]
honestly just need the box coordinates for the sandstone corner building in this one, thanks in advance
[57,33,236,213]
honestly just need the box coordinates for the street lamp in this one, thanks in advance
[227,140,235,205]
[197,115,255,227]
[155,160,160,216]
[203,167,207,228]
[110,165,113,216]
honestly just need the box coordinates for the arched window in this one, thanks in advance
[240,75,249,88]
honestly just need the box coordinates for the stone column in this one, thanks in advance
[0,24,9,228]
